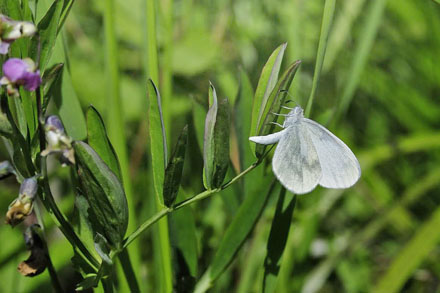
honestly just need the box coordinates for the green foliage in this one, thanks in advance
[0,0,439,292]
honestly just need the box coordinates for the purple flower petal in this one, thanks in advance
[23,71,42,91]
[2,58,30,82]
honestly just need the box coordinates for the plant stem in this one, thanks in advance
[122,161,260,249]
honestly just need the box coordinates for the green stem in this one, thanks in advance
[122,162,260,250]
[117,249,141,293]
[304,0,336,118]
[46,254,64,293]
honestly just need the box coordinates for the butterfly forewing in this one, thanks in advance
[303,119,361,189]
[272,124,322,194]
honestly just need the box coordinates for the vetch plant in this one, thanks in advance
[0,0,367,292]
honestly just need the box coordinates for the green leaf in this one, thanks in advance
[305,0,336,118]
[263,189,296,293]
[0,112,13,138]
[203,83,230,189]
[86,106,122,181]
[169,190,198,291]
[147,79,168,206]
[234,69,255,170]
[30,0,63,72]
[192,97,207,153]
[373,205,440,293]
[74,141,128,248]
[194,179,276,293]
[42,63,64,115]
[163,125,188,207]
[255,60,302,158]
[250,43,287,154]
[334,0,387,121]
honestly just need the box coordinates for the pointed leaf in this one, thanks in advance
[42,63,64,114]
[203,83,230,189]
[163,125,188,207]
[147,79,168,206]
[250,43,287,155]
[30,0,63,72]
[255,60,302,157]
[74,141,128,248]
[86,106,122,181]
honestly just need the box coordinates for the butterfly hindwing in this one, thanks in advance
[303,118,361,189]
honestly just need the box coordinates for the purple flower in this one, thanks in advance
[0,58,41,96]
[0,14,36,55]
[41,115,75,166]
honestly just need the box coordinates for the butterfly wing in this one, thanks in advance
[272,125,321,194]
[303,118,361,189]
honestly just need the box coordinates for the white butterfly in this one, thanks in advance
[249,106,361,194]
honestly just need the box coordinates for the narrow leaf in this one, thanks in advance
[30,0,63,72]
[372,206,440,293]
[250,43,287,154]
[86,106,122,181]
[147,79,168,206]
[255,60,302,157]
[0,112,13,138]
[163,125,188,207]
[74,141,128,248]
[203,83,230,189]
[42,63,64,114]
[263,189,296,293]
[234,69,255,170]
[305,0,336,118]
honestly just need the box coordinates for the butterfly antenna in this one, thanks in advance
[280,90,298,105]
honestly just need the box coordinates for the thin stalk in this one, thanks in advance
[103,0,141,289]
[305,0,336,117]
[46,255,64,293]
[122,161,260,250]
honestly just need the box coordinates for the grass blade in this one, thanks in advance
[334,0,387,121]
[305,0,336,118]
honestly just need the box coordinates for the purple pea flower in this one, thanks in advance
[0,15,36,55]
[0,58,41,96]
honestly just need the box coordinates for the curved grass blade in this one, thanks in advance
[305,0,336,118]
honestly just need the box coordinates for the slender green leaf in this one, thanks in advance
[42,63,64,114]
[203,83,230,189]
[30,0,63,72]
[192,97,207,153]
[255,60,302,157]
[163,125,188,207]
[234,69,254,170]
[194,179,276,293]
[0,112,13,138]
[86,106,122,181]
[373,206,440,293]
[147,78,173,292]
[334,0,387,121]
[169,190,198,292]
[147,79,168,205]
[74,141,128,248]
[263,190,296,293]
[305,0,336,118]
[250,43,287,151]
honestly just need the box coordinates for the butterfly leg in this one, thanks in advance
[270,121,284,128]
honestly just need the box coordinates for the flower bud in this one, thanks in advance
[0,15,36,55]
[41,115,75,166]
[0,160,15,180]
[6,177,37,227]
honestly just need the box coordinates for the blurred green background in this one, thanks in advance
[1,0,440,292]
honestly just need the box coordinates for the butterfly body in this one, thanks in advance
[250,106,361,194]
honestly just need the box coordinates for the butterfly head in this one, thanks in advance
[283,106,303,126]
